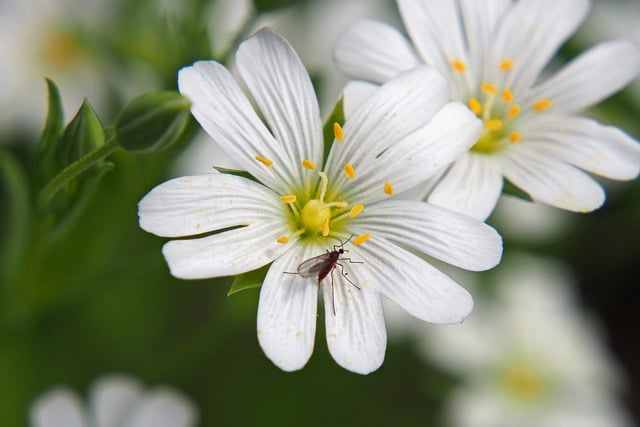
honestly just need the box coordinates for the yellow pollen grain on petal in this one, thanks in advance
[277,236,289,244]
[349,204,364,218]
[333,122,344,141]
[468,97,482,115]
[508,104,521,119]
[451,59,467,73]
[509,132,522,143]
[502,88,514,104]
[485,119,503,131]
[302,159,316,170]
[255,155,273,167]
[353,233,371,246]
[279,194,297,203]
[499,58,515,72]
[533,99,553,112]
[322,219,330,237]
[383,182,394,196]
[344,163,356,179]
[481,82,498,95]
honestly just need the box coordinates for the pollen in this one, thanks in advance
[322,219,330,237]
[383,182,394,196]
[349,204,364,218]
[481,82,498,95]
[279,194,297,203]
[255,155,273,167]
[485,119,503,131]
[499,58,514,72]
[533,99,553,112]
[507,104,521,119]
[344,163,356,179]
[502,88,514,104]
[509,132,522,143]
[468,97,482,115]
[333,122,344,141]
[277,236,289,244]
[353,233,371,246]
[451,59,467,73]
[302,159,316,170]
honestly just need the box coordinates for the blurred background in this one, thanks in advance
[1,0,639,425]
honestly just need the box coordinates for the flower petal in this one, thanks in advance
[520,116,640,180]
[342,80,379,119]
[334,19,421,83]
[162,223,291,279]
[257,245,318,371]
[90,376,142,427]
[139,174,282,238]
[29,388,87,427]
[428,153,504,220]
[125,388,197,427]
[356,200,502,271]
[522,40,640,114]
[502,145,605,212]
[350,237,474,324]
[323,272,386,375]
[236,28,323,189]
[178,61,296,193]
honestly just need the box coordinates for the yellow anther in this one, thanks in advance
[349,204,364,218]
[344,163,356,179]
[451,59,467,73]
[353,233,371,246]
[255,155,273,167]
[383,182,394,196]
[481,82,499,95]
[333,122,344,141]
[277,236,289,244]
[502,88,514,104]
[279,194,297,203]
[485,119,503,131]
[509,132,522,144]
[468,97,482,115]
[507,104,521,119]
[302,159,316,170]
[499,58,515,72]
[533,99,553,112]
[322,219,330,237]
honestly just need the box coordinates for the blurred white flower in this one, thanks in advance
[139,28,502,374]
[417,255,632,427]
[29,374,198,427]
[335,0,640,219]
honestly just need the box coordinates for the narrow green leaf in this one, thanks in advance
[227,264,270,296]
[502,178,533,202]
[213,167,256,182]
[321,97,344,163]
[253,0,300,13]
[34,79,66,185]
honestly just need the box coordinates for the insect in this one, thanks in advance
[286,236,362,315]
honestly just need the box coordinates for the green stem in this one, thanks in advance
[38,136,119,206]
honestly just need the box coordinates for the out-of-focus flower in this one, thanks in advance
[417,255,632,427]
[139,28,502,374]
[29,374,198,427]
[335,0,640,220]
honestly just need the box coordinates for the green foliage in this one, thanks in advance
[228,264,270,296]
[321,97,344,164]
[253,0,304,13]
[502,179,533,202]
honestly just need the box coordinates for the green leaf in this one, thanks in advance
[213,167,257,183]
[34,79,66,185]
[502,178,533,202]
[227,264,270,296]
[59,100,106,165]
[321,97,344,164]
[253,0,301,13]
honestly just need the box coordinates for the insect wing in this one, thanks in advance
[297,253,332,278]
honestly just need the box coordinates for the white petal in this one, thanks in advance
[351,237,474,324]
[428,153,504,220]
[523,40,640,114]
[236,28,323,190]
[162,223,291,279]
[333,19,421,83]
[520,116,640,180]
[342,80,378,120]
[125,389,197,427]
[492,0,590,92]
[344,101,482,204]
[138,174,281,237]
[90,376,142,427]
[29,388,87,427]
[356,200,502,272]
[257,246,318,371]
[178,61,296,193]
[323,273,386,375]
[502,146,606,212]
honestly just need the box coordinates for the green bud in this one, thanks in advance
[115,91,191,153]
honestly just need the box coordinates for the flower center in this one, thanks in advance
[39,29,85,70]
[500,360,548,402]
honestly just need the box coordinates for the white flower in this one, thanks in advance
[138,28,502,374]
[29,374,197,427]
[334,0,640,220]
[417,255,632,427]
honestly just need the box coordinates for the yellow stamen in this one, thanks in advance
[499,58,515,72]
[322,219,330,237]
[353,233,371,246]
[279,194,297,203]
[533,99,553,112]
[502,88,514,104]
[383,182,394,196]
[344,163,356,179]
[255,155,273,167]
[349,204,364,218]
[468,97,482,115]
[277,236,289,244]
[451,59,467,73]
[481,82,498,95]
[302,159,316,170]
[333,122,344,141]
[509,132,522,144]
[507,104,521,119]
[485,119,503,131]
